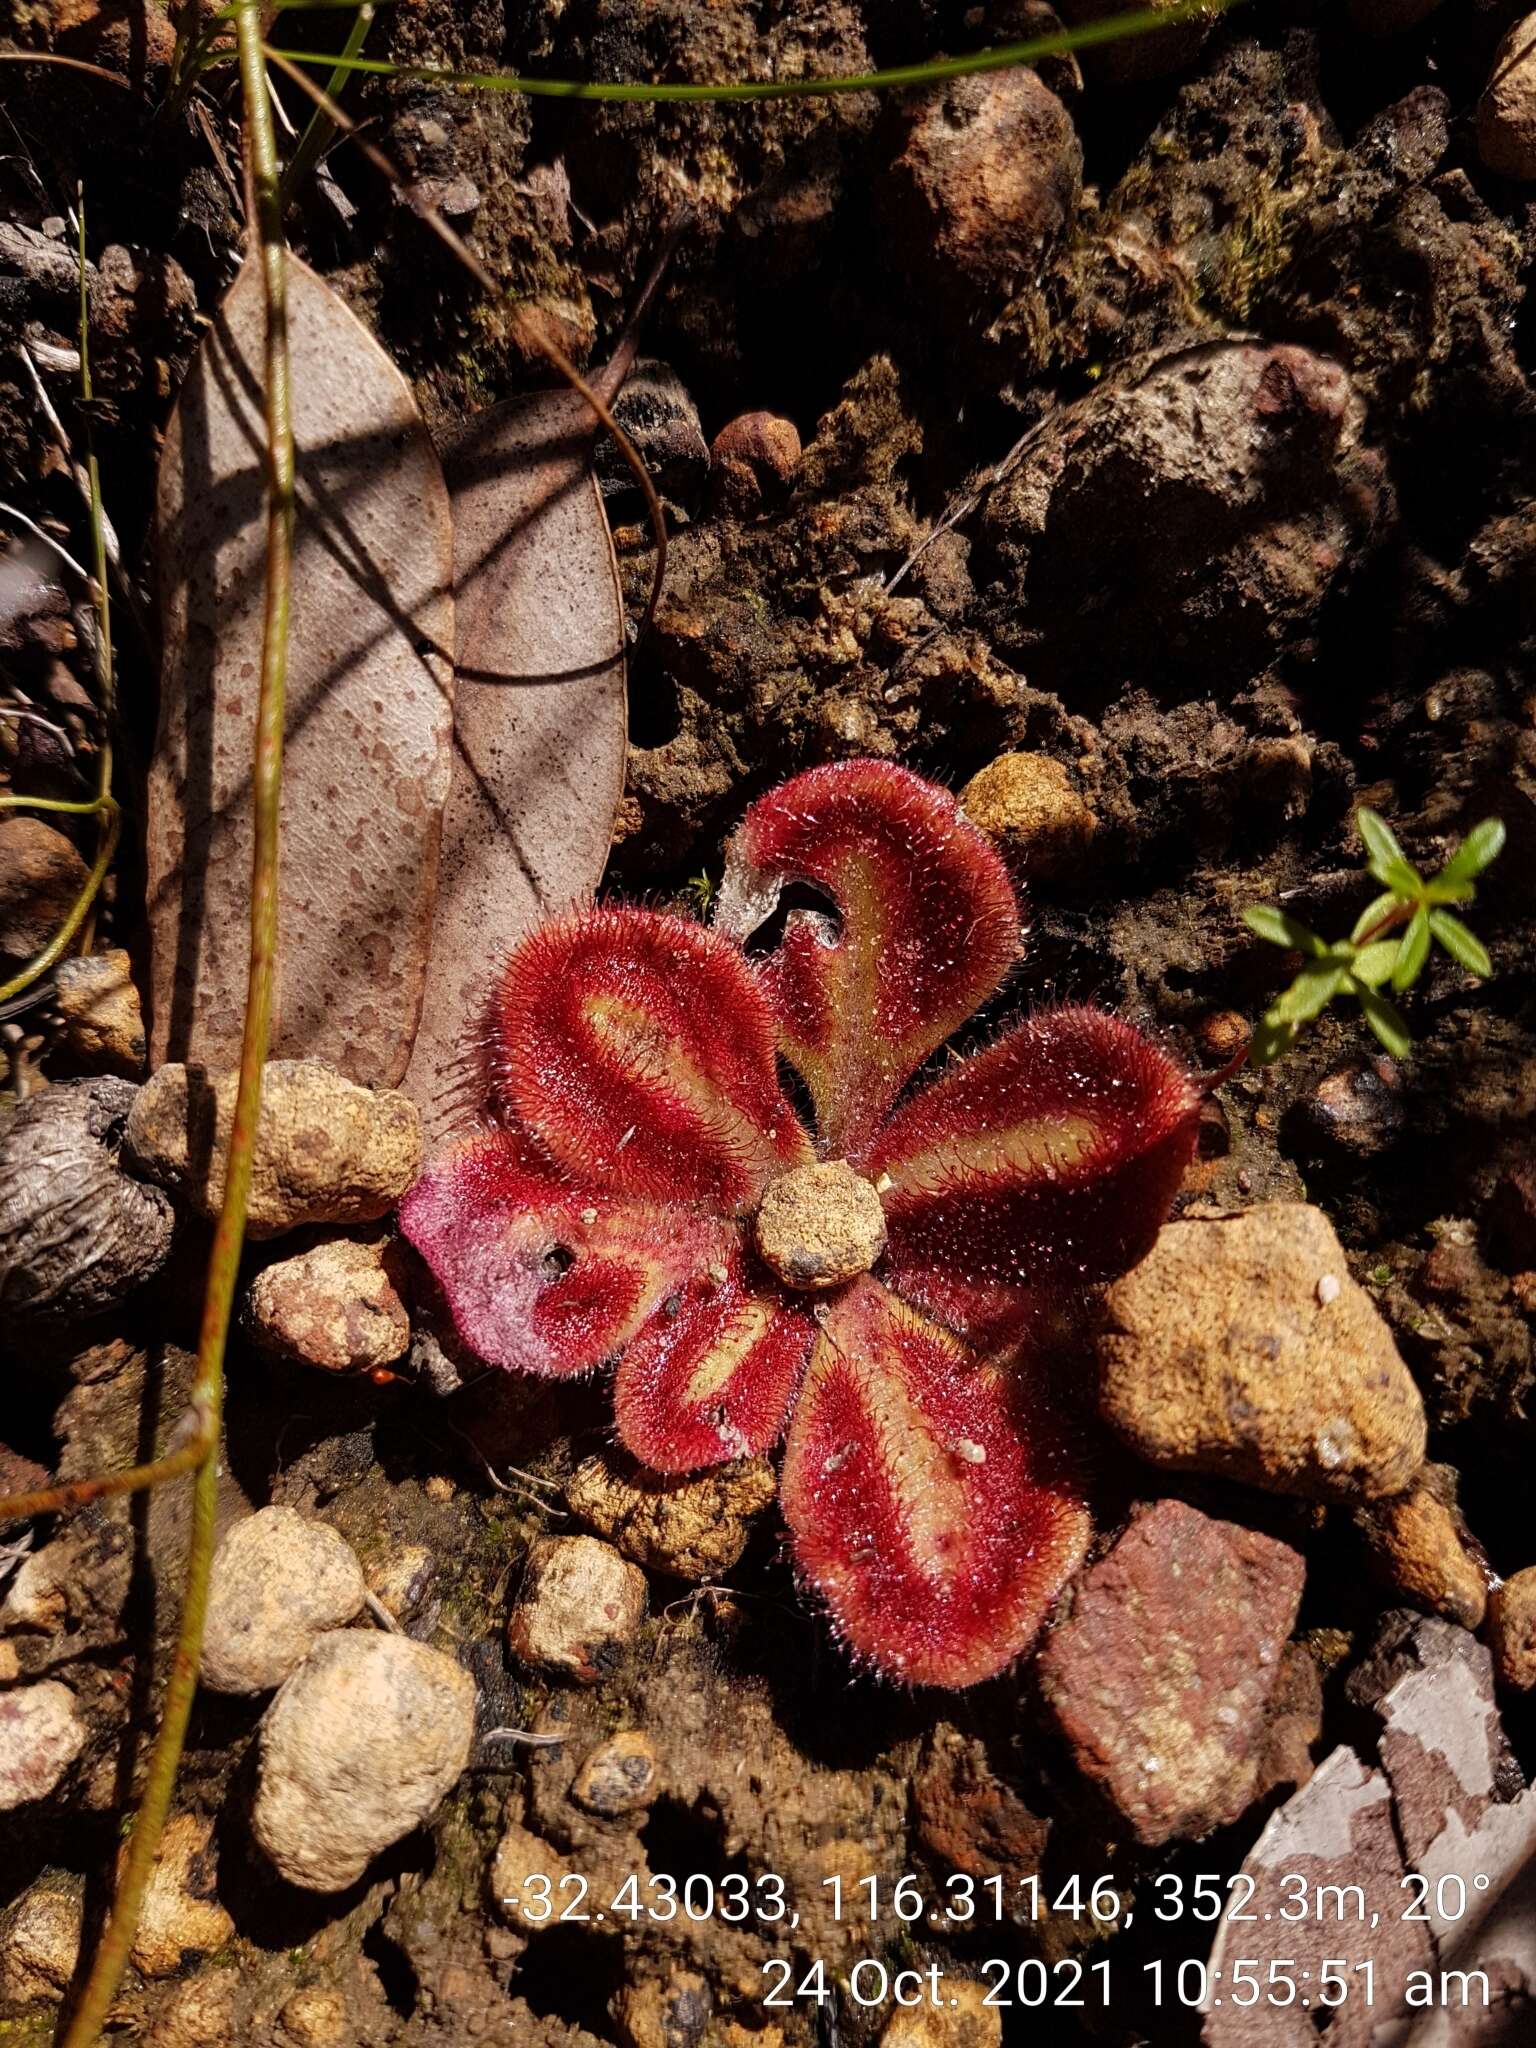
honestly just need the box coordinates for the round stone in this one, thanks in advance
[753,1160,887,1291]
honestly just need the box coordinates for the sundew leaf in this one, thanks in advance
[1429,910,1492,979]
[149,252,454,1085]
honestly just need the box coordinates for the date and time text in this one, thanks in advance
[496,1865,1497,2015]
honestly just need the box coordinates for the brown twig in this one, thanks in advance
[264,45,669,637]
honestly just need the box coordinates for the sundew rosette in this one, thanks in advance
[402,760,1200,1687]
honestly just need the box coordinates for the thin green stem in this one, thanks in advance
[277,0,374,213]
[0,1429,211,1523]
[54,8,294,2043]
[1353,900,1413,950]
[266,0,1242,103]
[0,794,110,814]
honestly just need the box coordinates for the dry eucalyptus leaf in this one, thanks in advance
[400,381,627,1128]
[149,251,454,1087]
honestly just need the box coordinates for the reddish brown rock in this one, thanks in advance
[1036,1500,1306,1845]
[710,410,801,518]
[0,816,87,964]
[882,69,1081,313]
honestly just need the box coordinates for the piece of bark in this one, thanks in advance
[400,378,627,1130]
[149,251,454,1086]
[1204,1747,1433,2048]
[1204,1618,1536,2047]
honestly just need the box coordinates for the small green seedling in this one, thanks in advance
[1243,810,1505,1065]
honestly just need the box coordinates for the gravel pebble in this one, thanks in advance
[125,1059,420,1239]
[0,1875,83,2006]
[52,947,146,1076]
[278,1986,352,2047]
[959,752,1097,879]
[567,1453,776,1581]
[508,1535,647,1683]
[710,410,801,516]
[0,1680,86,1809]
[596,360,709,514]
[124,1811,234,1976]
[0,815,88,961]
[754,1160,886,1290]
[1491,1566,1536,1690]
[613,1970,712,2048]
[570,1731,662,1817]
[253,1631,476,1891]
[202,1507,366,1695]
[245,1232,411,1373]
[1097,1202,1427,1501]
[1356,1472,1488,1630]
[883,69,1080,312]
[1297,1058,1404,1159]
[1478,14,1536,179]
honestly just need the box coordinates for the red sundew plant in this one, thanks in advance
[401,760,1201,1687]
